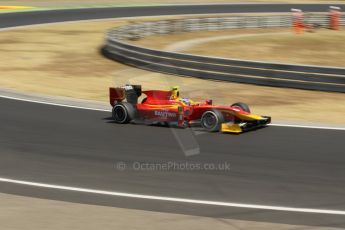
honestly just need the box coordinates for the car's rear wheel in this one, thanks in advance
[112,102,136,124]
[231,102,251,113]
[201,110,224,132]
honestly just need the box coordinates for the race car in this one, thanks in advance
[109,85,271,133]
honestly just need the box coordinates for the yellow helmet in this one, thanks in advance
[171,86,179,99]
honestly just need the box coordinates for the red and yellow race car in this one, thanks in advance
[109,85,271,133]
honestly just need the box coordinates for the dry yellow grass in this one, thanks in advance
[133,28,289,49]
[0,20,130,101]
[182,29,345,67]
[0,19,344,125]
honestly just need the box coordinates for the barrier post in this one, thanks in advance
[291,8,304,34]
[329,6,341,30]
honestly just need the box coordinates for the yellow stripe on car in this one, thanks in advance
[0,6,33,10]
[235,113,264,121]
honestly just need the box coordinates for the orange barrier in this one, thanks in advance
[329,8,341,30]
[292,10,304,34]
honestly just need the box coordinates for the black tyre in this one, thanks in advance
[201,110,224,132]
[112,102,136,124]
[231,102,250,113]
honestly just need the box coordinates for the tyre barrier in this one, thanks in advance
[104,15,345,93]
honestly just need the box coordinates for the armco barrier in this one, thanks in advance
[104,15,345,93]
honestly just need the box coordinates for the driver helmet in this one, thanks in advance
[170,86,180,99]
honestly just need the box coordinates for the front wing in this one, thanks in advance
[221,116,271,133]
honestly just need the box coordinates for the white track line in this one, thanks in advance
[0,177,345,215]
[1,94,345,131]
[269,123,345,131]
[0,94,109,112]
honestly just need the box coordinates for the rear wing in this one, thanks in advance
[109,87,125,106]
[109,85,142,106]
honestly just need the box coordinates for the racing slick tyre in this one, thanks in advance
[231,102,250,113]
[112,102,136,124]
[201,110,224,132]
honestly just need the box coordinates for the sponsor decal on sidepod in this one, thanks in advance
[154,110,177,118]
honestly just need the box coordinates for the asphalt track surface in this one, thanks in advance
[1,4,345,227]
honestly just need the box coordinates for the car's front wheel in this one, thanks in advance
[112,102,136,124]
[231,102,251,113]
[201,110,224,132]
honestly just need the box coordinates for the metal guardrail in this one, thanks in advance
[104,15,345,93]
